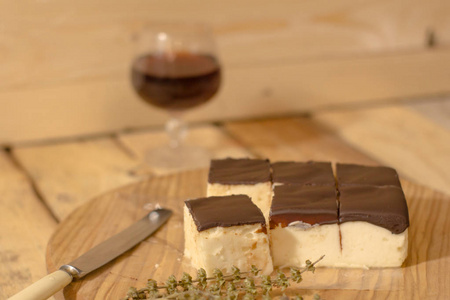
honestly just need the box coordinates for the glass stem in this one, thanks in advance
[166,112,187,149]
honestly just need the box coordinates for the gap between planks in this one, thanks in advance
[0,150,58,299]
[4,148,60,223]
[12,124,252,221]
[5,93,447,149]
[11,98,449,223]
[222,102,450,196]
[315,105,450,196]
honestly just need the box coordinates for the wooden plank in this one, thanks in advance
[3,49,450,144]
[315,105,450,195]
[0,151,57,299]
[1,0,449,91]
[118,124,252,175]
[224,117,377,165]
[408,97,450,130]
[13,125,249,221]
[12,138,138,221]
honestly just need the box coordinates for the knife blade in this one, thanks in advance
[8,208,172,300]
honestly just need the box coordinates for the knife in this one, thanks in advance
[8,208,172,300]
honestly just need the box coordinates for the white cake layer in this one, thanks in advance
[270,223,341,267]
[338,221,408,268]
[207,182,272,221]
[184,206,273,275]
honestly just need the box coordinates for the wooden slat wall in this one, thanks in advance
[1,0,449,144]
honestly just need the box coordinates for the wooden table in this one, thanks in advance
[1,97,449,299]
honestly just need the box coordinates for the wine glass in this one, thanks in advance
[131,22,221,170]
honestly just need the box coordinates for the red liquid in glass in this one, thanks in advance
[131,52,221,111]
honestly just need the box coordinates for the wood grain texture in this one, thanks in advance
[46,170,208,300]
[409,97,450,130]
[3,49,450,144]
[12,138,138,221]
[1,0,449,90]
[0,152,57,299]
[46,171,450,299]
[2,0,450,143]
[13,125,249,220]
[225,117,378,165]
[118,124,252,175]
[225,113,450,196]
[315,106,450,195]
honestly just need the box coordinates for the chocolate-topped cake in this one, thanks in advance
[186,195,266,231]
[184,195,273,275]
[270,185,338,228]
[184,159,410,271]
[336,163,401,188]
[271,161,335,186]
[208,158,271,184]
[269,185,341,267]
[338,185,409,267]
[339,185,409,233]
[207,158,272,222]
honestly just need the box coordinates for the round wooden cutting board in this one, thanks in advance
[46,169,450,300]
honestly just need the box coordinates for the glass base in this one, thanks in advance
[144,145,210,171]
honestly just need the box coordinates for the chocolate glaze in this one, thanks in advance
[270,185,338,229]
[208,158,271,184]
[339,185,409,234]
[336,163,401,188]
[271,161,335,186]
[185,195,266,232]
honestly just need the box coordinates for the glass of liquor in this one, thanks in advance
[131,22,221,170]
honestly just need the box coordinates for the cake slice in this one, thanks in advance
[269,185,341,267]
[207,158,272,221]
[184,195,273,275]
[338,185,409,268]
[336,163,402,188]
[271,161,335,187]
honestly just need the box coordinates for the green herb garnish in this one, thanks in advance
[122,255,324,299]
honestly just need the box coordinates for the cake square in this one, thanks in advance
[208,158,271,184]
[207,158,272,221]
[339,185,409,233]
[184,195,273,275]
[338,185,409,267]
[336,163,401,188]
[269,185,341,267]
[271,161,335,186]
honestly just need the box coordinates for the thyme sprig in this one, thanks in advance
[122,255,324,300]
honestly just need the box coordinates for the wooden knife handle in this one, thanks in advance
[8,270,73,300]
